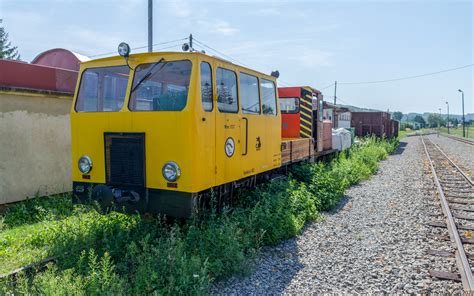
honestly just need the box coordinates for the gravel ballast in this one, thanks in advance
[428,133,474,176]
[212,136,463,294]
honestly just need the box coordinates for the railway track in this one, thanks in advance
[421,135,474,292]
[440,133,474,146]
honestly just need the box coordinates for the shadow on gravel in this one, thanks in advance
[325,195,353,215]
[392,141,408,155]
[217,195,355,293]
[211,238,305,294]
[212,194,363,293]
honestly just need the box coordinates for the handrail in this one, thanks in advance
[242,117,248,156]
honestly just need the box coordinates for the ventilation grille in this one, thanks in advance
[105,133,145,186]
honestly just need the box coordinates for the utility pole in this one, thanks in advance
[148,0,153,52]
[333,80,337,128]
[458,89,465,137]
[438,108,442,136]
[189,34,193,51]
[445,101,450,134]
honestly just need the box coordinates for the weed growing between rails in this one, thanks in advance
[0,137,398,295]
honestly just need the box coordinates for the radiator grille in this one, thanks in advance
[105,133,145,186]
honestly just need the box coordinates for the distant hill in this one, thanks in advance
[332,104,473,121]
[336,104,383,113]
[403,112,474,121]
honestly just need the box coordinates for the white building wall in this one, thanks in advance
[338,112,351,128]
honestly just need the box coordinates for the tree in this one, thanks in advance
[0,19,21,60]
[413,115,426,128]
[427,113,445,128]
[400,122,413,130]
[392,111,403,121]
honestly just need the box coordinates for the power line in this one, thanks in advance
[193,37,294,86]
[90,37,188,57]
[327,96,351,106]
[193,38,253,68]
[153,43,184,51]
[339,64,473,85]
[319,83,335,91]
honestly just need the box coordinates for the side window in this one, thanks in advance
[201,62,213,111]
[260,78,277,115]
[217,67,238,113]
[279,98,299,114]
[319,100,324,121]
[240,72,260,114]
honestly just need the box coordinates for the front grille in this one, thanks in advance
[105,133,145,186]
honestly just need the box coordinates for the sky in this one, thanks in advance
[1,0,473,115]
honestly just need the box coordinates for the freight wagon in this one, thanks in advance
[351,111,398,138]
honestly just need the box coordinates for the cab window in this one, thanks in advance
[75,65,129,112]
[217,67,238,113]
[280,98,299,114]
[129,60,192,111]
[260,79,277,115]
[201,62,213,112]
[240,72,260,114]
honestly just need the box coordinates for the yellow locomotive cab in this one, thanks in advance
[71,51,281,217]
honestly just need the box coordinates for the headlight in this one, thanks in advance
[162,162,180,182]
[117,42,130,57]
[78,155,93,174]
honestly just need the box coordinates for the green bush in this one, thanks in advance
[238,179,318,245]
[290,163,345,211]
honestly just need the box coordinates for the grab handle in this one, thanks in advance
[242,117,248,156]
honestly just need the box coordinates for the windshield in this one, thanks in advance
[75,65,129,112]
[279,97,299,114]
[129,60,192,111]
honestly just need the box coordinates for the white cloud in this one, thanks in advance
[291,47,333,67]
[165,0,192,18]
[213,21,239,36]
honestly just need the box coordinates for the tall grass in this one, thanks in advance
[0,136,398,295]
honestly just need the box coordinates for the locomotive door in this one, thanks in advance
[239,72,265,178]
[214,66,242,186]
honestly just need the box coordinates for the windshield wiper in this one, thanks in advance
[130,58,165,94]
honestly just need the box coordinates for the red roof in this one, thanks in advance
[0,48,88,94]
[0,59,78,94]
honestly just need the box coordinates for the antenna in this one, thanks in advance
[182,34,194,52]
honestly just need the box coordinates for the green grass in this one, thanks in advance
[398,129,409,139]
[0,137,398,295]
[438,126,474,139]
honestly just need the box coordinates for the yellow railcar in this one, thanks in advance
[71,50,281,217]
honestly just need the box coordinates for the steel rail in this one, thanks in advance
[427,137,474,186]
[440,133,474,146]
[421,135,474,292]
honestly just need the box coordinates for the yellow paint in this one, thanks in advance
[300,116,312,127]
[299,103,312,113]
[71,52,281,193]
[300,125,312,134]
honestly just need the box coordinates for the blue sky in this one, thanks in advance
[2,0,472,114]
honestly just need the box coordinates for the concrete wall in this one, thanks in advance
[0,87,72,204]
